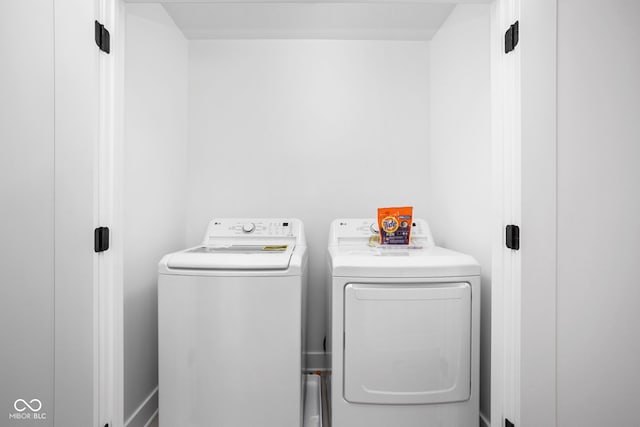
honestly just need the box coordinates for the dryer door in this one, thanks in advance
[343,282,471,404]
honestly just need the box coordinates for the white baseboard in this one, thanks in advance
[480,412,491,427]
[125,386,159,427]
[305,351,330,371]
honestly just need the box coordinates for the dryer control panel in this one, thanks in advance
[328,218,434,247]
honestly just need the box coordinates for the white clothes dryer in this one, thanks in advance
[327,218,480,427]
[158,218,308,427]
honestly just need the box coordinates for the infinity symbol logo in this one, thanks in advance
[14,399,42,412]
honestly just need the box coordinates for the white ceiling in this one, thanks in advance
[128,0,490,3]
[159,3,459,40]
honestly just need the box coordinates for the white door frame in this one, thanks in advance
[97,0,125,426]
[491,0,557,426]
[490,0,520,426]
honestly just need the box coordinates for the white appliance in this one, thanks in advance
[158,218,308,427]
[327,218,480,427]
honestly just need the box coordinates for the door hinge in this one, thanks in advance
[94,20,110,54]
[94,227,110,253]
[505,418,515,427]
[504,21,519,53]
[506,225,520,250]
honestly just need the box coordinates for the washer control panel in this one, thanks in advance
[242,223,256,233]
[204,218,300,239]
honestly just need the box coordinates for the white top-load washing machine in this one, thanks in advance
[327,218,480,427]
[158,218,308,427]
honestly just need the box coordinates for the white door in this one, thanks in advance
[343,283,471,405]
[0,1,102,426]
[1,2,56,425]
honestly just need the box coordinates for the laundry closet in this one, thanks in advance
[10,1,640,427]
[116,1,500,426]
[5,0,562,426]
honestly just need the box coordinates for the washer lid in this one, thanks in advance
[166,243,295,270]
[329,245,480,278]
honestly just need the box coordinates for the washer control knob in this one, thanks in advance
[370,223,379,234]
[242,223,256,233]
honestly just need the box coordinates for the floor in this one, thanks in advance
[320,372,331,427]
[148,373,328,427]
[148,414,159,427]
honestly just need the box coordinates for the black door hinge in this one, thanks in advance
[504,21,519,53]
[505,418,515,427]
[95,20,110,54]
[94,227,110,253]
[506,225,520,250]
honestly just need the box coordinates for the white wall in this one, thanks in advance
[187,40,431,354]
[124,4,188,423]
[518,0,558,425]
[428,4,492,422]
[557,1,640,425]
